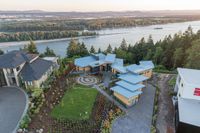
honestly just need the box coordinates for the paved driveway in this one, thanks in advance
[112,84,156,133]
[0,87,28,133]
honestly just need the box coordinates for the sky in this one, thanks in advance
[0,0,200,12]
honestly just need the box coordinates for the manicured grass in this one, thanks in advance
[51,84,98,120]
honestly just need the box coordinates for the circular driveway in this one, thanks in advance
[0,87,28,133]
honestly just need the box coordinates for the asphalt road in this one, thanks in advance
[0,87,28,133]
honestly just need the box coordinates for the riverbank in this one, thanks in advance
[1,20,200,57]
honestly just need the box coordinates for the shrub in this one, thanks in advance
[19,114,31,129]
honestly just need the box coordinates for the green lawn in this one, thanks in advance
[51,84,98,120]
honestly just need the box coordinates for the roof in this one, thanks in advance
[126,64,145,73]
[111,85,142,99]
[178,68,200,86]
[139,61,155,70]
[20,58,53,81]
[126,61,154,74]
[43,57,58,62]
[111,58,127,73]
[105,54,116,63]
[89,60,105,68]
[0,50,38,68]
[119,73,148,84]
[93,53,106,60]
[116,81,145,92]
[74,56,96,67]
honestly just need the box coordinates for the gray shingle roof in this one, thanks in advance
[20,58,53,81]
[0,50,38,68]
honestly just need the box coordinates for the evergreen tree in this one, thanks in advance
[80,42,89,56]
[44,46,56,57]
[90,45,96,53]
[106,44,112,53]
[186,39,200,69]
[173,48,184,68]
[120,38,128,51]
[0,49,4,55]
[67,39,79,57]
[144,49,153,60]
[25,40,39,54]
[98,48,102,53]
[153,47,163,65]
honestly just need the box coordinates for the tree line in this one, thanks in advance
[0,17,190,32]
[0,31,97,42]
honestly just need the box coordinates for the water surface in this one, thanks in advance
[1,21,200,57]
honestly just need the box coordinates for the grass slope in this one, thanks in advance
[51,84,98,120]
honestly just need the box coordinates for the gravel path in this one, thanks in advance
[156,74,175,133]
[112,84,156,133]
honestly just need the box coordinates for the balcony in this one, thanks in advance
[6,73,15,77]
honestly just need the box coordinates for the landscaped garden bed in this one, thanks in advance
[25,74,123,133]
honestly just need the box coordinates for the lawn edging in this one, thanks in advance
[150,83,160,133]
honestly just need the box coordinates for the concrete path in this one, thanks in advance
[93,85,127,112]
[112,84,156,133]
[0,87,28,133]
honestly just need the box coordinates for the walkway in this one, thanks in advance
[102,71,112,88]
[93,84,127,112]
[112,84,156,133]
[0,87,28,133]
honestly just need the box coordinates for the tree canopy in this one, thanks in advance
[44,47,56,57]
[23,40,39,54]
[90,45,96,54]
[0,49,4,55]
[67,39,89,58]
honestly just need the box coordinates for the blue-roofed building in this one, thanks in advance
[118,73,148,84]
[111,58,127,74]
[105,54,116,63]
[74,53,127,74]
[111,83,143,107]
[74,54,155,107]
[126,60,154,78]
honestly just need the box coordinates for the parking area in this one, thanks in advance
[0,87,28,133]
[112,84,156,133]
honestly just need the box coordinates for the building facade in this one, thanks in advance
[174,68,200,132]
[0,50,57,88]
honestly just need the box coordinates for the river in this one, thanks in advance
[1,20,200,57]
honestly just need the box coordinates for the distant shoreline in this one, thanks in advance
[0,20,199,48]
[0,32,128,48]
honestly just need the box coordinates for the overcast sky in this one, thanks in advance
[1,0,200,11]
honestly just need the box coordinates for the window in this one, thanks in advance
[27,81,32,86]
[181,83,183,87]
[16,66,20,71]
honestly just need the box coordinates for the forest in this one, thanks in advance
[0,17,194,32]
[66,26,200,70]
[0,31,97,42]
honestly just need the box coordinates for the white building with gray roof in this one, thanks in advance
[0,50,57,88]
